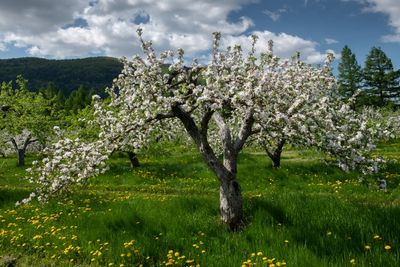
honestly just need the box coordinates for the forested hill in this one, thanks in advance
[0,57,123,95]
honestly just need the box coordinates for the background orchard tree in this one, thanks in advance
[0,76,55,166]
[25,31,386,230]
[253,52,336,168]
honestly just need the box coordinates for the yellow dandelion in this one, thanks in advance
[257,252,263,256]
[384,245,392,251]
[364,245,371,250]
[32,234,43,240]
[373,234,381,240]
[350,258,356,265]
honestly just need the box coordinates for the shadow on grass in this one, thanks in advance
[0,188,31,208]
[245,197,291,226]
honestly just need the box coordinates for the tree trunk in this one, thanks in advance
[219,172,243,230]
[266,139,285,168]
[171,106,251,231]
[127,152,139,168]
[10,135,36,167]
[17,148,25,167]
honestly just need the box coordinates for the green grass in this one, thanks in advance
[1,142,400,266]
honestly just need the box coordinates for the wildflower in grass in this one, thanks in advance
[384,245,391,251]
[32,234,43,240]
[364,245,371,250]
[284,240,289,245]
[373,234,381,240]
[350,258,356,265]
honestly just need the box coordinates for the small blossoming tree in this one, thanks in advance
[0,76,55,166]
[25,31,387,230]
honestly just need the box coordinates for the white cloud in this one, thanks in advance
[0,0,335,64]
[222,31,339,64]
[0,42,7,52]
[324,38,339,44]
[366,0,400,43]
[263,8,287,22]
[344,0,400,43]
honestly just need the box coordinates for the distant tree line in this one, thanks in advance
[338,46,400,108]
[0,57,123,96]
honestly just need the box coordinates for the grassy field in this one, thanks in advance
[0,141,400,267]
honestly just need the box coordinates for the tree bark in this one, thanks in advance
[10,135,36,167]
[127,151,139,168]
[17,148,26,167]
[266,139,285,168]
[171,105,249,230]
[218,165,243,230]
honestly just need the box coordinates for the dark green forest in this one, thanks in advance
[0,57,123,96]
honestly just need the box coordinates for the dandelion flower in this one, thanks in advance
[373,234,381,240]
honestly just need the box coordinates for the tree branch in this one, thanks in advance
[172,104,226,179]
[10,137,18,150]
[234,108,255,155]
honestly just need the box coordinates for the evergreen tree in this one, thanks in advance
[363,47,400,107]
[65,85,87,114]
[338,45,362,99]
[39,82,65,116]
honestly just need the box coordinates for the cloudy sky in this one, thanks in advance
[0,0,399,69]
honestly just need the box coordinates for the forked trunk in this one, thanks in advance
[266,139,285,168]
[11,136,35,167]
[270,151,282,168]
[127,152,139,168]
[219,173,243,230]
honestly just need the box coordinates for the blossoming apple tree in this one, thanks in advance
[252,54,394,170]
[25,30,386,230]
[0,76,55,166]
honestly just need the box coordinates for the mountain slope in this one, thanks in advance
[0,57,123,95]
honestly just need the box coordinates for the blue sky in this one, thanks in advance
[0,0,399,71]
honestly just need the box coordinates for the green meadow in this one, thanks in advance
[1,141,399,267]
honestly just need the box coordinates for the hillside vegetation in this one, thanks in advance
[0,57,123,96]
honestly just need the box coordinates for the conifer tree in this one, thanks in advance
[363,47,400,106]
[338,45,362,99]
